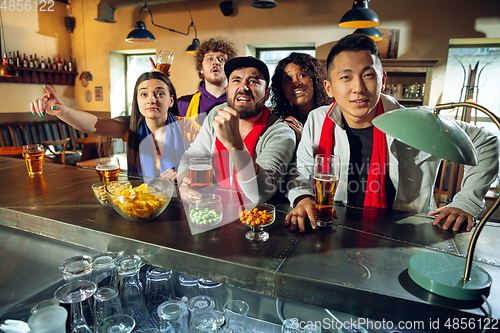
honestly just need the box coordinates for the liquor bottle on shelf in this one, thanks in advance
[29,55,34,68]
[2,52,7,64]
[23,53,28,68]
[63,59,67,71]
[40,56,46,70]
[57,54,62,71]
[34,54,39,69]
[16,51,21,67]
[52,57,57,70]
[68,56,73,72]
[8,52,13,66]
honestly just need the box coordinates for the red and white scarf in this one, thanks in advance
[318,101,388,209]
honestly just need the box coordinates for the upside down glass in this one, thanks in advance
[313,154,340,227]
[156,50,174,76]
[22,144,44,175]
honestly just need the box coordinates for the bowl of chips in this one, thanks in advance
[106,178,174,221]
[92,182,111,207]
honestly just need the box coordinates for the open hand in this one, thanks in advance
[429,206,474,231]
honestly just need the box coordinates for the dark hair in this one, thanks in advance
[270,52,332,118]
[195,37,237,80]
[326,33,381,77]
[127,71,179,175]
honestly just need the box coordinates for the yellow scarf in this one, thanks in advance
[185,91,202,118]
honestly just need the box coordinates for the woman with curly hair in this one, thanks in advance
[271,52,332,141]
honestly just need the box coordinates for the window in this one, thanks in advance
[125,54,155,116]
[255,47,315,106]
[441,39,500,134]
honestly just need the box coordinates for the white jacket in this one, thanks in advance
[288,94,499,217]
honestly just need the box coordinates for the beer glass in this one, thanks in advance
[22,144,44,175]
[96,157,120,184]
[156,50,174,76]
[313,154,340,227]
[189,157,213,190]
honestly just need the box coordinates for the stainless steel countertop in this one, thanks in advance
[1,156,499,329]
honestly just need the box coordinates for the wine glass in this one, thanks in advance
[95,314,135,333]
[54,280,97,333]
[239,203,275,242]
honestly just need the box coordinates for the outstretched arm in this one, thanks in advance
[30,85,128,138]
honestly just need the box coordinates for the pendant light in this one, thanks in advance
[79,0,93,82]
[339,0,380,29]
[0,11,18,77]
[126,0,200,55]
[251,0,278,8]
[354,27,383,42]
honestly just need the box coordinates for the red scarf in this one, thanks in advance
[214,107,270,192]
[318,101,388,209]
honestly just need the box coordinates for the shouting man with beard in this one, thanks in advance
[178,38,237,118]
[177,56,296,204]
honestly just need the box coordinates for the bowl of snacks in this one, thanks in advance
[189,194,223,227]
[106,178,174,221]
[239,203,275,241]
[92,182,111,207]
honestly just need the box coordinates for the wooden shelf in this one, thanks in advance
[0,67,78,86]
[382,59,439,106]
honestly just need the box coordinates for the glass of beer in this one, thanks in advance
[313,154,340,227]
[96,157,120,184]
[156,50,174,76]
[189,157,213,190]
[22,144,45,175]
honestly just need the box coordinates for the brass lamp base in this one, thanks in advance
[408,252,491,301]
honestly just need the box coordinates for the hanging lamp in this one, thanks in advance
[354,27,383,42]
[251,0,278,9]
[339,0,380,29]
[79,0,93,82]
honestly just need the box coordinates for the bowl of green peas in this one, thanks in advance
[189,194,223,227]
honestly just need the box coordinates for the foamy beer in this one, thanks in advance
[22,144,45,175]
[189,157,213,190]
[313,154,340,227]
[96,157,120,184]
[156,50,174,76]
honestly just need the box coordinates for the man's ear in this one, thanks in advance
[381,71,387,93]
[265,87,271,101]
[324,79,334,98]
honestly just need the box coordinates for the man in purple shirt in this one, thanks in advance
[178,38,237,118]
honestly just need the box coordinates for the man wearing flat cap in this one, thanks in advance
[177,56,296,204]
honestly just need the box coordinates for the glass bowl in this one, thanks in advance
[239,203,275,241]
[92,182,111,207]
[106,178,174,221]
[189,194,223,227]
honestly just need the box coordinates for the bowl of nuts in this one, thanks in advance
[239,203,275,241]
[92,182,112,207]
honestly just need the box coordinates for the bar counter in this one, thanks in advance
[1,156,500,330]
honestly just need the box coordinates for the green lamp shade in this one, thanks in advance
[126,21,156,42]
[354,27,383,42]
[339,0,380,28]
[372,107,478,166]
[186,38,200,55]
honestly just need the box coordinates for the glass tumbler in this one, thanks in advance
[313,154,340,227]
[145,266,174,327]
[94,286,123,327]
[157,300,188,333]
[220,300,253,333]
[198,278,224,311]
[281,318,300,333]
[178,274,199,304]
[115,255,153,330]
[92,252,118,288]
[188,296,224,333]
[60,255,93,282]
